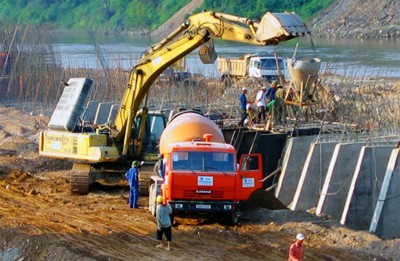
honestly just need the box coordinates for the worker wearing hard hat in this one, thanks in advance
[245,103,257,127]
[274,85,286,124]
[288,233,305,261]
[155,195,173,251]
[255,85,268,124]
[125,161,141,209]
[238,86,251,127]
[265,80,278,102]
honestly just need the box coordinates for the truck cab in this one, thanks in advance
[216,52,287,85]
[248,54,286,82]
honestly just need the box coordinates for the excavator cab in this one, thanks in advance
[133,110,166,161]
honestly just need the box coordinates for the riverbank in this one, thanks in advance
[310,0,400,39]
[49,0,400,40]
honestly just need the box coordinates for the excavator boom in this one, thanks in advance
[114,11,310,155]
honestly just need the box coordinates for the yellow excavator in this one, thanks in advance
[38,10,310,194]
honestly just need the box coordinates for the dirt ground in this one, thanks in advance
[0,105,399,261]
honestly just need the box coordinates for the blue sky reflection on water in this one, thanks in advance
[53,34,400,78]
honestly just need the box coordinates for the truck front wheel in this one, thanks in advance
[226,210,238,226]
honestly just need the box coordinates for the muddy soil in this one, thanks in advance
[0,105,399,261]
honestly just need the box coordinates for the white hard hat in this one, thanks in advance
[296,233,305,240]
[242,87,247,91]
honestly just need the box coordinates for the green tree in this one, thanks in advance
[0,0,334,32]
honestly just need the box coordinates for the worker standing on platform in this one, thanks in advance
[125,160,141,209]
[238,87,250,126]
[265,80,278,118]
[274,85,286,124]
[256,85,267,124]
[265,80,278,103]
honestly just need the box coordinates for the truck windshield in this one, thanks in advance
[260,58,284,70]
[172,151,235,172]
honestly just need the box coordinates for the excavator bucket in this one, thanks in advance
[256,12,310,43]
[198,40,217,64]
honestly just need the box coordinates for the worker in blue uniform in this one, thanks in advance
[125,160,141,208]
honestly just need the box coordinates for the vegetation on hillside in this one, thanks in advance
[200,0,334,22]
[0,0,193,31]
[0,0,334,33]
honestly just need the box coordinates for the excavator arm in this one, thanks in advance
[113,11,310,156]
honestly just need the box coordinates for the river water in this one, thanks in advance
[53,33,400,78]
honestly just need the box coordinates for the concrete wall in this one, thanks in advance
[290,141,337,211]
[370,148,400,239]
[275,135,316,206]
[341,146,394,230]
[316,142,364,220]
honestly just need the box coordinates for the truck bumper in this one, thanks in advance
[169,200,239,215]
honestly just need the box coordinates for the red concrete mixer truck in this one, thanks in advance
[148,111,264,225]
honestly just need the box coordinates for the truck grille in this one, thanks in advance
[183,190,224,199]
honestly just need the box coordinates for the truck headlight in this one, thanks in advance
[223,205,232,210]
[175,203,183,209]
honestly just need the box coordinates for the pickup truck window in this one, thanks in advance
[172,151,235,172]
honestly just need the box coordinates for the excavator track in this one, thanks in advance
[70,163,91,195]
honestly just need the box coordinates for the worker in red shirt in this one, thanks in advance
[288,233,305,261]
